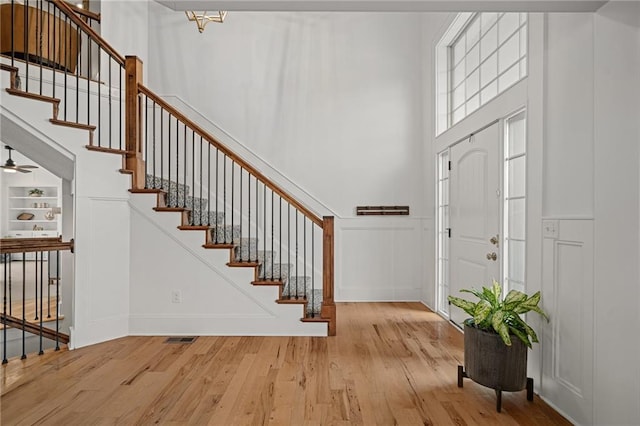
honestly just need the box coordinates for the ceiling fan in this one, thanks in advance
[1,146,39,173]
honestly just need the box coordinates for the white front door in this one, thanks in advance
[449,122,501,327]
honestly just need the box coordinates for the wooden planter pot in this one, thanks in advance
[457,324,534,412]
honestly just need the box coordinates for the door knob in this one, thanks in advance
[486,252,497,261]
[490,235,499,246]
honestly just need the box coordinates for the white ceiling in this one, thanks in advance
[155,0,608,12]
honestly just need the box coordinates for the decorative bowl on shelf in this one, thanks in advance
[28,188,44,197]
[17,212,34,220]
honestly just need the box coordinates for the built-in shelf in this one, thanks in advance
[6,186,61,235]
[5,186,62,261]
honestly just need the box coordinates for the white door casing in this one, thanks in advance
[449,122,501,327]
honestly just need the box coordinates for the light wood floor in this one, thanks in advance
[0,302,571,425]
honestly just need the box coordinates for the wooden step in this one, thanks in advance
[119,169,134,175]
[251,280,284,286]
[153,207,187,212]
[202,243,235,249]
[50,118,96,131]
[5,88,60,116]
[85,145,132,156]
[300,316,330,323]
[276,298,308,305]
[177,225,210,231]
[129,188,163,194]
[227,261,260,268]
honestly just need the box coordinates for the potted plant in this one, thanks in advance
[448,280,549,412]
[29,188,44,197]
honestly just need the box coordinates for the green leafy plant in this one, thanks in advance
[29,188,44,196]
[448,280,549,348]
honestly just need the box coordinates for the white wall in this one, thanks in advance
[592,2,640,424]
[538,6,640,424]
[100,1,150,82]
[144,5,438,302]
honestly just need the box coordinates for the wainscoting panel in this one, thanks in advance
[541,219,594,425]
[336,217,424,301]
[72,196,131,348]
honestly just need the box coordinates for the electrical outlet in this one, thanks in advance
[171,290,182,304]
[542,220,559,239]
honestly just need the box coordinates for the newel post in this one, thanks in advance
[125,55,145,189]
[321,216,336,336]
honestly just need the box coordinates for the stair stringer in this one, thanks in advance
[128,193,326,336]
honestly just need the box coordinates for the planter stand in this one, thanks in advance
[458,365,534,412]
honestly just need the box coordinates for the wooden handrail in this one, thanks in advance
[64,2,101,23]
[50,0,124,65]
[137,84,324,227]
[0,313,70,343]
[1,237,74,254]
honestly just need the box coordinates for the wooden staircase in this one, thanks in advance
[0,0,335,336]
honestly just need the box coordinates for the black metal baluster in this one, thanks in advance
[271,191,276,281]
[287,204,291,299]
[263,184,266,271]
[53,4,57,98]
[24,0,29,92]
[167,115,172,204]
[119,64,123,150]
[144,96,148,185]
[177,120,180,208]
[47,251,51,318]
[34,251,38,320]
[183,126,187,208]
[21,256,26,359]
[2,254,8,364]
[152,100,156,185]
[234,160,236,243]
[223,155,227,237]
[38,0,43,95]
[239,167,242,255]
[295,210,299,300]
[279,197,282,282]
[247,173,251,255]
[255,178,258,262]
[39,251,44,354]
[64,16,70,119]
[199,136,204,226]
[55,250,60,351]
[208,144,212,229]
[304,216,307,305]
[8,254,12,316]
[191,131,195,225]
[311,225,315,317]
[96,47,100,146]
[107,54,112,148]
[214,149,219,237]
[76,24,80,123]
[160,109,164,189]
[10,1,14,68]
[87,37,91,125]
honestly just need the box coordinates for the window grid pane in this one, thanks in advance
[504,112,526,294]
[447,13,527,129]
[437,151,451,316]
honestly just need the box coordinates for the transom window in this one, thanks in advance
[436,13,528,134]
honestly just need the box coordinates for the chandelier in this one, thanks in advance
[185,11,228,33]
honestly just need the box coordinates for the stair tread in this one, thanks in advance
[6,88,60,104]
